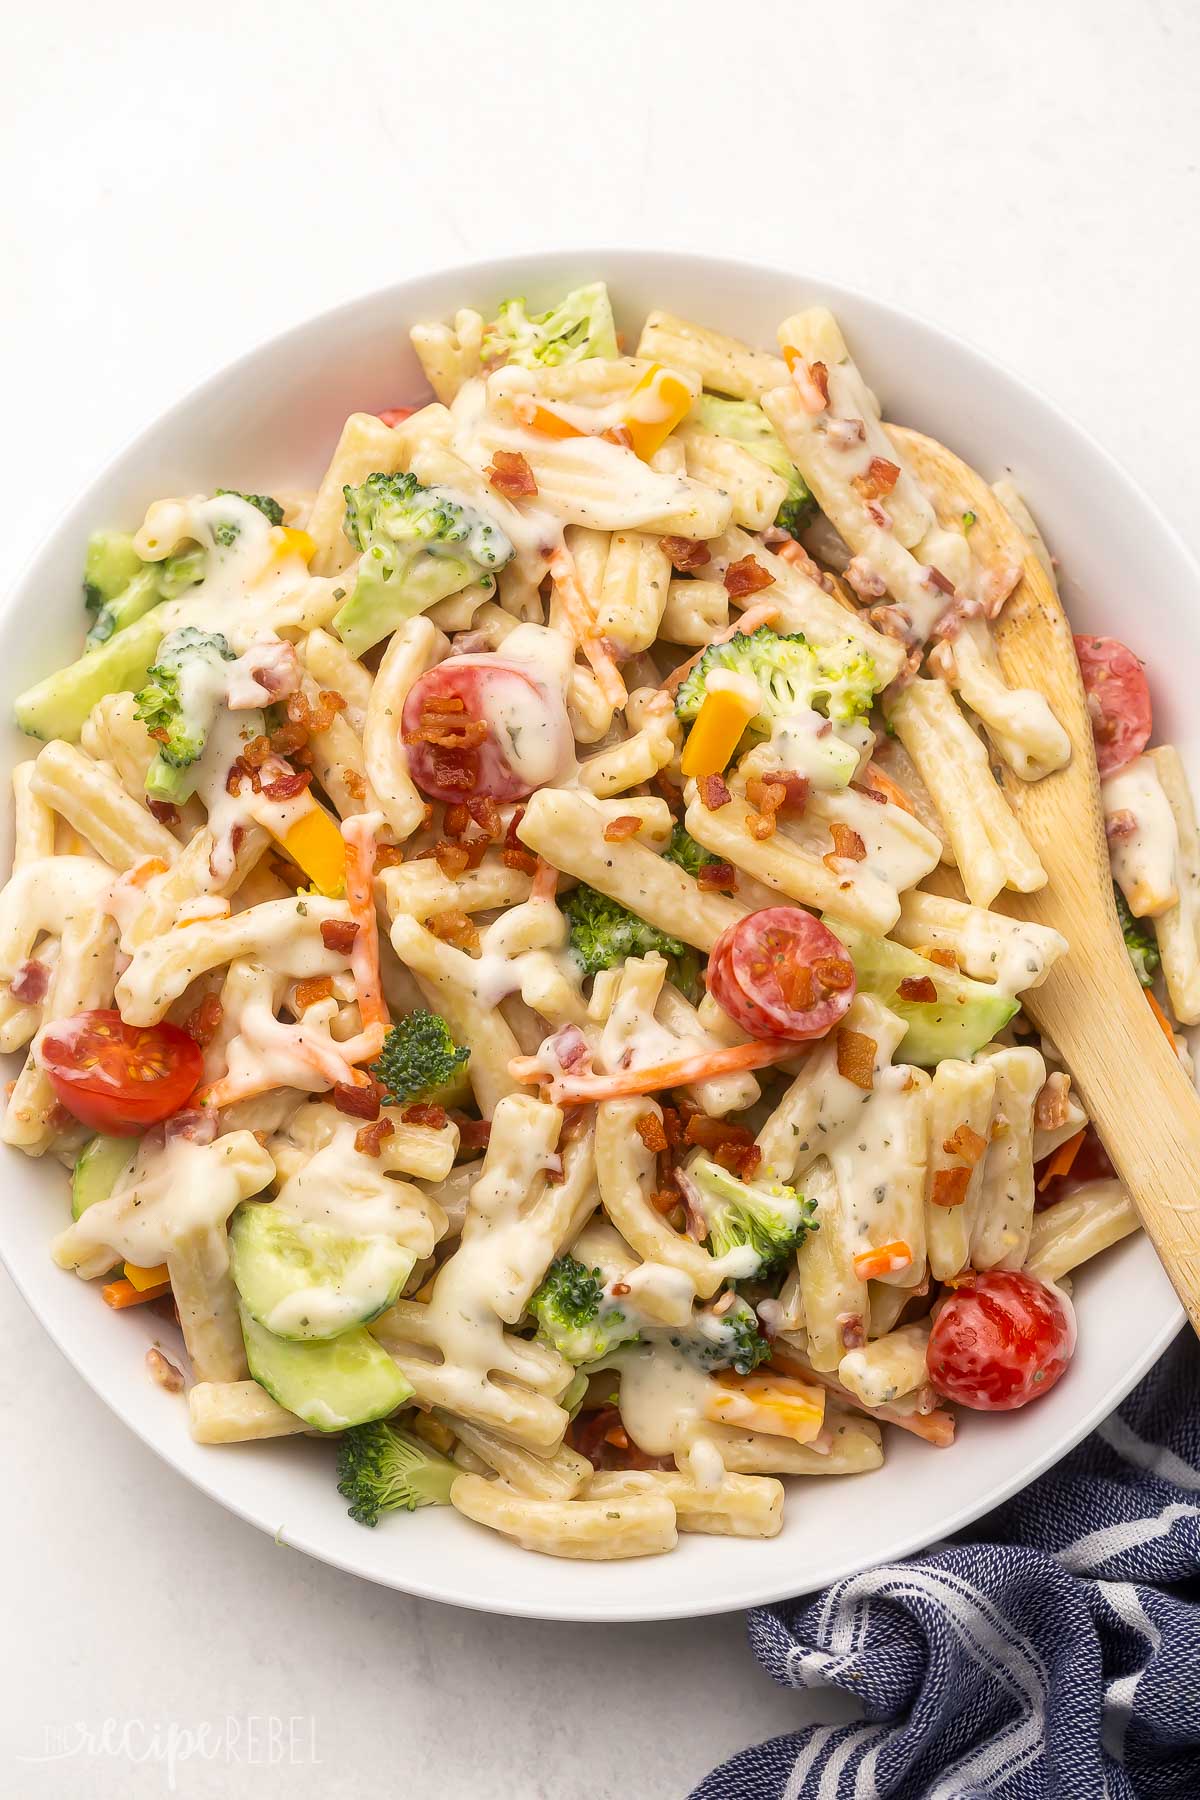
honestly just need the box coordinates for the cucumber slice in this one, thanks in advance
[822,916,1018,1065]
[83,530,144,608]
[15,609,166,743]
[71,1134,137,1220]
[229,1202,415,1340]
[240,1306,413,1433]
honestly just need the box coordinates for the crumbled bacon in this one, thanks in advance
[925,566,956,596]
[402,1102,449,1129]
[146,799,180,826]
[502,846,538,875]
[467,795,503,839]
[261,769,313,802]
[145,1347,185,1393]
[10,959,48,1004]
[920,944,958,970]
[320,918,360,954]
[745,775,786,841]
[545,1025,591,1075]
[826,417,867,450]
[836,1028,876,1089]
[838,1313,867,1350]
[812,955,854,992]
[698,773,731,810]
[844,556,888,601]
[809,361,830,404]
[825,823,866,864]
[287,688,346,735]
[723,555,774,599]
[241,734,273,768]
[636,1112,669,1153]
[603,814,644,844]
[428,909,480,952]
[1105,810,1138,842]
[931,1166,972,1208]
[434,840,471,879]
[852,457,901,501]
[294,974,334,1011]
[182,992,223,1047]
[404,694,489,755]
[897,975,938,1004]
[355,1116,395,1156]
[457,1117,492,1153]
[864,501,892,529]
[332,1081,382,1120]
[659,535,712,572]
[943,1122,988,1166]
[487,449,538,499]
[1034,1072,1072,1133]
[375,843,405,869]
[697,860,737,893]
[651,1188,683,1219]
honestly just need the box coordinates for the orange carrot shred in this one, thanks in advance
[1037,1128,1086,1192]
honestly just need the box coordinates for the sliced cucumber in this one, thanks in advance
[15,609,166,743]
[229,1202,415,1341]
[83,530,144,608]
[71,1134,137,1220]
[240,1306,413,1432]
[822,916,1018,1065]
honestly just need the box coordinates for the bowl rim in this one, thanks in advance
[0,247,1189,1621]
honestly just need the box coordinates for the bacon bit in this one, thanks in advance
[433,840,471,879]
[852,1239,913,1281]
[332,1081,382,1121]
[684,1114,754,1150]
[812,955,855,992]
[10,959,48,1004]
[148,725,170,745]
[778,961,814,1010]
[145,798,181,827]
[611,1281,632,1299]
[294,974,334,1011]
[659,535,712,572]
[321,918,360,954]
[897,975,937,1004]
[375,843,405,870]
[355,1116,395,1156]
[1106,810,1137,843]
[810,361,830,404]
[658,1104,683,1146]
[145,1347,184,1393]
[715,1141,763,1179]
[943,1122,988,1167]
[502,845,538,875]
[443,804,470,839]
[836,1028,876,1090]
[260,769,313,802]
[428,909,480,952]
[242,734,274,768]
[697,860,737,894]
[931,1166,972,1208]
[745,775,786,842]
[267,723,307,759]
[838,1313,866,1350]
[1034,1072,1072,1133]
[825,823,866,865]
[401,1102,449,1129]
[724,555,774,599]
[467,795,503,839]
[852,457,901,502]
[183,992,223,1047]
[603,814,644,843]
[487,449,538,499]
[651,1188,682,1217]
[405,708,488,753]
[698,773,731,810]
[225,757,256,796]
[636,1112,669,1153]
[845,556,888,601]
[288,688,346,734]
[925,566,956,596]
[458,1117,491,1152]
[826,417,867,450]
[343,768,367,803]
[600,424,635,450]
[922,945,958,971]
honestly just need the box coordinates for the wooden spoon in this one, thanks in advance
[890,425,1200,1337]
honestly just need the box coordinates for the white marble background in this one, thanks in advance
[1,2,1197,1794]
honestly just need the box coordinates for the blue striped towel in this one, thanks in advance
[693,1331,1200,1799]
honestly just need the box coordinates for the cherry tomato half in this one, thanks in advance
[1074,635,1151,776]
[706,907,857,1042]
[40,1009,204,1136]
[402,657,573,804]
[927,1270,1075,1411]
[377,406,417,428]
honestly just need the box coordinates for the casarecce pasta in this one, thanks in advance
[2,277,1177,1562]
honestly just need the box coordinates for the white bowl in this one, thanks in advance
[1,252,1188,1621]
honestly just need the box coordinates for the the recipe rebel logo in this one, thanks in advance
[16,1714,321,1790]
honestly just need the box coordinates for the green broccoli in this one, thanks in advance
[482,282,619,368]
[562,884,688,979]
[674,624,879,733]
[133,627,237,802]
[1115,883,1160,987]
[157,547,208,600]
[333,470,514,656]
[371,1010,471,1106]
[528,1256,640,1364]
[669,1295,771,1376]
[81,525,207,651]
[212,489,285,546]
[336,1420,457,1526]
[688,1156,817,1277]
[691,395,815,538]
[661,821,718,879]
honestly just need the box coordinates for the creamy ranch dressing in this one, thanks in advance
[66,1130,270,1268]
[1102,754,1179,916]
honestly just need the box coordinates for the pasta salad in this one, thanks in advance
[3,281,1184,1560]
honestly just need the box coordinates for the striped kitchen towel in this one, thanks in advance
[693,1331,1200,1799]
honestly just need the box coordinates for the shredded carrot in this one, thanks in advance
[512,1036,798,1106]
[547,544,627,710]
[861,762,917,817]
[1146,989,1178,1050]
[662,600,781,696]
[1037,1128,1085,1192]
[530,857,559,904]
[852,1240,913,1282]
[102,1277,170,1309]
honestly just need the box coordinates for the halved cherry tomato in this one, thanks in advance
[706,907,857,1042]
[927,1270,1074,1411]
[39,1009,203,1136]
[401,658,573,804]
[377,406,418,428]
[1074,635,1151,776]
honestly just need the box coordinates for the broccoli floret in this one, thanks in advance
[1115,883,1160,987]
[528,1255,640,1364]
[333,470,514,656]
[674,625,878,733]
[689,1156,817,1277]
[134,627,237,803]
[371,1010,470,1106]
[562,884,687,979]
[157,546,207,600]
[661,821,718,879]
[669,1295,771,1376]
[213,490,284,545]
[482,282,619,369]
[691,395,815,538]
[336,1420,457,1526]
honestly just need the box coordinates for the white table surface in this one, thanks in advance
[2,2,1198,1794]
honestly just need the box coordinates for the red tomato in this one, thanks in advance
[927,1270,1075,1411]
[402,658,573,804]
[706,907,857,1042]
[1074,635,1151,776]
[40,1009,203,1136]
[377,406,418,427]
